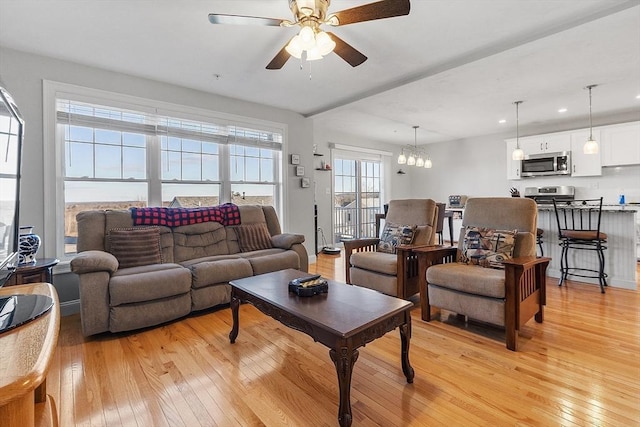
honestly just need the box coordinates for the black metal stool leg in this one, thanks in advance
[559,241,568,287]
[597,242,607,293]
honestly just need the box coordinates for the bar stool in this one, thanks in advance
[536,228,544,257]
[552,197,607,293]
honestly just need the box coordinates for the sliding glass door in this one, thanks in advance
[333,158,382,243]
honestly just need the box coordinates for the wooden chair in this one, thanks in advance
[344,199,438,299]
[419,197,550,351]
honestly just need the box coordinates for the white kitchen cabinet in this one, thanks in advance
[505,139,522,180]
[570,129,601,176]
[519,133,570,155]
[600,121,640,166]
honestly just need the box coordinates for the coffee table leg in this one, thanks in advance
[229,294,240,343]
[400,312,414,383]
[330,347,359,427]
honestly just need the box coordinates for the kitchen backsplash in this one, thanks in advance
[510,164,640,204]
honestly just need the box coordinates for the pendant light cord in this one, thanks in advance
[588,86,593,140]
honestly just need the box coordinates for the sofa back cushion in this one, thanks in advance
[172,221,230,263]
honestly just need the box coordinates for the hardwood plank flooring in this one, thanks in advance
[47,253,640,426]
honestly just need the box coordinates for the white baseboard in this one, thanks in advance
[60,299,80,316]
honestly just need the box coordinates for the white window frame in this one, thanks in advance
[43,81,287,265]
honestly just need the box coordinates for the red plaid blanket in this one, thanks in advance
[131,203,241,227]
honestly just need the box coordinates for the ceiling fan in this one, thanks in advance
[208,0,410,70]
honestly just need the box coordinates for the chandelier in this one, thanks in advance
[397,126,432,168]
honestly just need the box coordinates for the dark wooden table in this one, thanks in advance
[229,269,414,427]
[5,258,59,286]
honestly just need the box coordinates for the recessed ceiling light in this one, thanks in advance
[498,119,507,124]
[558,108,567,113]
[636,94,640,99]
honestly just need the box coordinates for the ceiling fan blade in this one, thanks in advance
[266,39,294,70]
[208,13,285,27]
[326,32,367,67]
[329,0,410,26]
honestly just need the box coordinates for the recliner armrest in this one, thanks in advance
[70,250,119,275]
[271,233,305,250]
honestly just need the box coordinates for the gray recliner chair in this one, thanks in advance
[419,197,550,351]
[344,199,438,299]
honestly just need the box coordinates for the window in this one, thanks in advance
[49,87,284,259]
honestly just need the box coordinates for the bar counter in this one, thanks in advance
[536,205,638,290]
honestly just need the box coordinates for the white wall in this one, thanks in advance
[0,47,316,308]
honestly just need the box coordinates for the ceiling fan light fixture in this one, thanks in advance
[306,46,323,61]
[285,35,304,58]
[298,26,316,50]
[315,31,335,56]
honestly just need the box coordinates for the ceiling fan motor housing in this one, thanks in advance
[289,0,331,23]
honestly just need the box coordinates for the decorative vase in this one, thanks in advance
[18,226,41,264]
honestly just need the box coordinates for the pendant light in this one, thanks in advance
[407,125,418,166]
[511,101,524,161]
[584,84,599,155]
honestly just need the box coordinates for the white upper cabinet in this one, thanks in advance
[519,133,571,155]
[600,121,640,166]
[570,129,602,177]
[505,139,521,180]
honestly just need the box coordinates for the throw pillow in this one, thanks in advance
[108,227,163,269]
[235,223,273,252]
[377,222,417,254]
[460,226,517,269]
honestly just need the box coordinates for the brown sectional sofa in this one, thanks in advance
[70,205,308,336]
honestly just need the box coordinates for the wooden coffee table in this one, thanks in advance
[229,269,414,427]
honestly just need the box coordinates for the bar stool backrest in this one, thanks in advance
[552,197,605,241]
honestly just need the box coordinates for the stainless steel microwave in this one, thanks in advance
[521,151,571,177]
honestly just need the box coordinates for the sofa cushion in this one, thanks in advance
[109,263,192,306]
[235,223,273,252]
[188,257,253,289]
[460,226,517,269]
[243,249,300,275]
[427,263,506,299]
[349,251,397,276]
[377,222,416,254]
[172,222,230,263]
[108,227,163,268]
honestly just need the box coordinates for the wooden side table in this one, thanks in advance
[0,283,60,427]
[5,258,59,286]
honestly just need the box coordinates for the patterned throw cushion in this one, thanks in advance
[460,226,517,269]
[377,222,417,254]
[108,227,163,269]
[235,223,273,252]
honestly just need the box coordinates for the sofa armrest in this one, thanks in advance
[70,250,119,275]
[271,233,305,250]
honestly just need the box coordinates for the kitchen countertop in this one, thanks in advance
[536,204,638,212]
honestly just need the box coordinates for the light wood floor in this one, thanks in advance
[47,254,640,426]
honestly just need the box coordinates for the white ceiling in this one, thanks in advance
[1,0,639,145]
